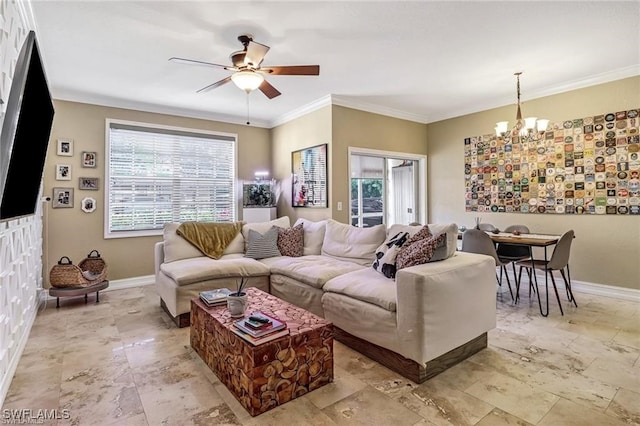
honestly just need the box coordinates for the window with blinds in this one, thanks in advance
[105,120,237,238]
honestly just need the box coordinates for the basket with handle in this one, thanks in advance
[49,250,108,288]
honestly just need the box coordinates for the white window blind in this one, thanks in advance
[106,120,237,238]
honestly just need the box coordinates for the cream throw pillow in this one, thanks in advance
[293,218,327,255]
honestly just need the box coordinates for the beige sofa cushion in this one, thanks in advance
[269,255,364,289]
[387,222,458,259]
[242,216,291,251]
[160,254,270,286]
[322,220,386,266]
[293,218,327,255]
[323,268,397,312]
[163,222,245,263]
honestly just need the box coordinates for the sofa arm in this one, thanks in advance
[154,241,165,276]
[395,252,496,365]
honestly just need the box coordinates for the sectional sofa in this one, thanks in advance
[154,217,496,382]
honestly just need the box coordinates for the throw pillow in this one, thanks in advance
[277,223,304,257]
[372,231,410,278]
[396,232,447,270]
[244,227,281,259]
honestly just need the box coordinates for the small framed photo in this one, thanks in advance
[79,177,99,190]
[81,197,96,213]
[52,187,74,208]
[57,139,73,156]
[55,164,71,180]
[81,151,97,168]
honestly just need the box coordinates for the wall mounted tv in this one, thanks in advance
[0,30,55,221]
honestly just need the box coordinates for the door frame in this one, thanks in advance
[348,146,427,226]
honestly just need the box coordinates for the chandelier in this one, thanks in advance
[495,72,549,143]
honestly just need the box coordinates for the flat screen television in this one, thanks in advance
[0,30,55,221]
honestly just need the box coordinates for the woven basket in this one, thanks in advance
[49,250,108,288]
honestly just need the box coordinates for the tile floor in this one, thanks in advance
[2,284,639,425]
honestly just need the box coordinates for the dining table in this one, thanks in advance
[487,232,562,317]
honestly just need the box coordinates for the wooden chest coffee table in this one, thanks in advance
[190,287,334,416]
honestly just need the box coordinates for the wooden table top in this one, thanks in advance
[486,232,560,246]
[192,287,332,336]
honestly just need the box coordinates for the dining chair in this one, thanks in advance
[461,228,514,300]
[496,224,531,291]
[477,223,497,232]
[515,230,577,315]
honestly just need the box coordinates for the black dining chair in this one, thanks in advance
[496,225,531,291]
[462,228,515,300]
[515,230,577,315]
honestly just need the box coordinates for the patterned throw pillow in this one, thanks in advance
[372,231,410,278]
[396,232,447,270]
[244,227,281,259]
[277,223,304,257]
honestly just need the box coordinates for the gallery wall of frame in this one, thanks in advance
[53,138,99,213]
[464,108,639,215]
[291,143,328,208]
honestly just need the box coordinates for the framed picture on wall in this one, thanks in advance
[291,143,328,208]
[79,177,99,190]
[56,139,73,156]
[55,164,71,180]
[81,151,97,168]
[52,187,74,208]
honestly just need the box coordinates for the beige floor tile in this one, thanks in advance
[465,371,560,424]
[475,408,534,426]
[538,397,628,426]
[605,388,640,425]
[393,378,494,426]
[322,387,423,425]
[243,398,337,426]
[303,365,368,409]
[583,357,640,393]
[131,352,206,394]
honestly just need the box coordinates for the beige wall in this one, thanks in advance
[427,76,640,290]
[270,105,332,223]
[331,106,429,223]
[43,100,270,283]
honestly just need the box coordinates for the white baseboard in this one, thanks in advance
[42,275,155,301]
[499,269,639,302]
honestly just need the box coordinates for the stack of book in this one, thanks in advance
[199,288,232,307]
[232,311,289,345]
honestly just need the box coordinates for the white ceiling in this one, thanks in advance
[29,1,640,128]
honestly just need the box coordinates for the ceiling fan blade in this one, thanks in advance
[169,57,233,70]
[258,79,281,99]
[196,76,232,93]
[260,65,320,76]
[245,41,270,67]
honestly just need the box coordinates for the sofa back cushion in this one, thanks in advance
[387,222,458,259]
[293,218,327,255]
[322,219,386,266]
[163,222,245,263]
[242,216,291,252]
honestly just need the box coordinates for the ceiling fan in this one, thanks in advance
[169,34,320,99]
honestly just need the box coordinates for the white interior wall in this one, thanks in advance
[0,0,43,406]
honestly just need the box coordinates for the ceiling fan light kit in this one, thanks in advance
[495,72,549,143]
[231,70,264,92]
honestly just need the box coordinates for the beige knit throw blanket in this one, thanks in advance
[176,221,243,259]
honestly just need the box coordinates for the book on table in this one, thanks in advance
[233,311,286,338]
[199,288,232,307]
[231,327,290,346]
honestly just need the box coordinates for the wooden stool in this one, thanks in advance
[49,280,109,308]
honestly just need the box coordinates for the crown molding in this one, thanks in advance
[52,89,271,128]
[330,95,429,124]
[424,65,640,124]
[268,95,332,128]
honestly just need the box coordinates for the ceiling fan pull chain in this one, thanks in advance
[246,92,251,125]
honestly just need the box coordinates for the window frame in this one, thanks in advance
[104,118,238,239]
